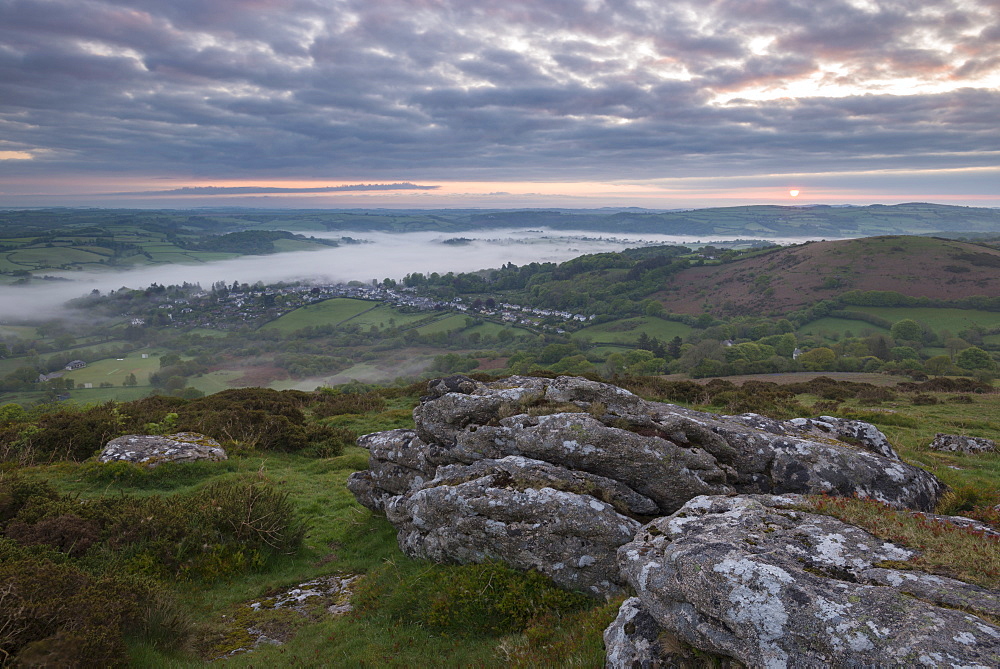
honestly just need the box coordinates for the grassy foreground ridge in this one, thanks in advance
[1,373,998,666]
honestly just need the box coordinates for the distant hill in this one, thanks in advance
[657,236,1000,317]
[4,202,999,238]
[584,202,1000,237]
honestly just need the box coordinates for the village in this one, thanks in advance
[119,280,596,334]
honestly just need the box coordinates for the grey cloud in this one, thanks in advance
[1,0,998,187]
[124,183,440,195]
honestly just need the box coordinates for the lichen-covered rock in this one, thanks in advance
[786,415,899,459]
[349,375,945,599]
[603,597,671,668]
[617,494,1000,668]
[424,374,483,398]
[99,432,226,467]
[604,597,742,669]
[929,433,996,454]
[347,429,435,512]
[407,375,942,512]
[385,455,641,597]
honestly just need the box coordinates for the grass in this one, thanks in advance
[345,305,430,330]
[186,370,246,395]
[260,299,378,333]
[797,316,887,340]
[412,313,468,335]
[808,495,1000,590]
[61,350,167,388]
[848,306,1000,332]
[573,316,692,345]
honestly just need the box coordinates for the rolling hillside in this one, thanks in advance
[656,236,1000,316]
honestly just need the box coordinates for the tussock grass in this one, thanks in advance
[808,495,1000,589]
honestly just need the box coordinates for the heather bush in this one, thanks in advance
[0,539,187,667]
[312,390,387,417]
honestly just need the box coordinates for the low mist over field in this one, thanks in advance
[0,229,816,321]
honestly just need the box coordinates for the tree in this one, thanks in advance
[889,319,923,343]
[666,336,683,359]
[956,346,996,371]
[924,355,954,376]
[123,373,138,387]
[798,347,837,371]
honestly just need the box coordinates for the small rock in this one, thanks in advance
[929,433,996,454]
[99,432,226,467]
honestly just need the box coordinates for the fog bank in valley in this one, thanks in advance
[0,229,817,322]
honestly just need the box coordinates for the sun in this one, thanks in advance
[789,189,800,197]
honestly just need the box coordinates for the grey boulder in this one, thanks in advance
[98,432,226,467]
[617,494,1000,668]
[385,455,642,597]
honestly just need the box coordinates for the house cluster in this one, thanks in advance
[121,281,595,333]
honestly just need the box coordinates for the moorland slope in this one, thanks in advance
[658,235,1000,316]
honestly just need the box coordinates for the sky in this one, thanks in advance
[1,0,998,209]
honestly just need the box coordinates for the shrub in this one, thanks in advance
[0,540,184,667]
[313,391,387,417]
[5,513,100,557]
[353,560,591,637]
[0,471,59,526]
[192,475,309,558]
[856,386,897,404]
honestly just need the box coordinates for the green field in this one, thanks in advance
[186,370,245,395]
[62,350,166,388]
[260,298,378,333]
[412,313,468,335]
[346,304,431,330]
[466,320,532,337]
[573,316,692,345]
[0,325,38,339]
[849,306,1000,332]
[798,317,888,340]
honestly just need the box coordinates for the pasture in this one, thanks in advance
[260,298,377,333]
[573,316,692,345]
[62,350,165,388]
[848,306,1000,333]
[797,316,888,341]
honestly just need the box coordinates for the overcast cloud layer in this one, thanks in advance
[1,0,998,203]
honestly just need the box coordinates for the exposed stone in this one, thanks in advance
[407,375,943,512]
[98,432,226,467]
[786,415,899,459]
[347,429,435,512]
[350,375,945,602]
[603,597,671,668]
[214,574,360,659]
[617,494,1000,668]
[929,433,996,454]
[385,455,641,597]
[425,374,483,398]
[603,596,747,668]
